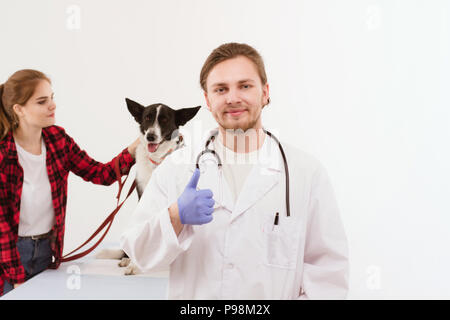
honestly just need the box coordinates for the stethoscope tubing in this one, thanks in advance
[195,129,290,217]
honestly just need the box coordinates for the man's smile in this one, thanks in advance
[225,109,247,117]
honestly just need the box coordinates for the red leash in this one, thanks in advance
[61,157,136,262]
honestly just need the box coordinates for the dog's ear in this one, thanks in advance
[175,106,201,127]
[125,98,144,123]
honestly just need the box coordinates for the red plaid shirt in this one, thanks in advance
[0,125,135,293]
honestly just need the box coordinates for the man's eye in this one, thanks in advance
[242,84,251,89]
[215,88,225,93]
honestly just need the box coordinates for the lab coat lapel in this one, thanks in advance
[231,136,282,221]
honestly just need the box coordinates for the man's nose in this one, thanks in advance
[225,88,242,105]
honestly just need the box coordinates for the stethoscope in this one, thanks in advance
[195,129,290,217]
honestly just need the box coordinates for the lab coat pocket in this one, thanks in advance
[262,220,298,270]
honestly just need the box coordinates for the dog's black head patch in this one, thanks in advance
[125,98,200,143]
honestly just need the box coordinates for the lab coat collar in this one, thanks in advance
[189,127,283,220]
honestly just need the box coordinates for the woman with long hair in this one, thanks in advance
[0,69,139,295]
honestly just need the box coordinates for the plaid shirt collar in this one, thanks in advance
[1,128,53,163]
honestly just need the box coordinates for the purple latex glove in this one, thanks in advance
[177,168,215,225]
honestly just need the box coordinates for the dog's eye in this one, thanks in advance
[145,115,151,121]
[160,118,167,123]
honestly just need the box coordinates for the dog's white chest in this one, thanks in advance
[135,143,156,189]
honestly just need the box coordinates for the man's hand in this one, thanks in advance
[177,168,215,225]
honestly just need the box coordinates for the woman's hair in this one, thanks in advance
[200,42,268,92]
[0,69,51,140]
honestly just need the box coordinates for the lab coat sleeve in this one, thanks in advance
[120,163,194,272]
[298,163,349,299]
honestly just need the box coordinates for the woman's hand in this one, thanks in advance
[128,138,140,159]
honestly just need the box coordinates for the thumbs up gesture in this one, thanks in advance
[177,168,215,225]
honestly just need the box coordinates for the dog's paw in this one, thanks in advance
[95,248,125,260]
[118,257,131,267]
[124,263,140,275]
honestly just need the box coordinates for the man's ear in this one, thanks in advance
[175,106,201,127]
[262,83,270,108]
[125,98,144,123]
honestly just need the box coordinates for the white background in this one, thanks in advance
[1,0,449,299]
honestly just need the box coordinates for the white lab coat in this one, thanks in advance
[120,128,349,299]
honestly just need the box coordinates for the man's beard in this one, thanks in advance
[222,119,256,131]
[218,110,261,132]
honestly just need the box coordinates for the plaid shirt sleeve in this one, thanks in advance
[0,169,26,285]
[63,129,135,185]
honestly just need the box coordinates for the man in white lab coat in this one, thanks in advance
[120,42,349,299]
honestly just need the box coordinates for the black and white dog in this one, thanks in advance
[126,98,201,198]
[96,98,200,274]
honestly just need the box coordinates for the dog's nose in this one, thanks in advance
[146,133,157,142]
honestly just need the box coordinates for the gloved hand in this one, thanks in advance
[177,168,215,225]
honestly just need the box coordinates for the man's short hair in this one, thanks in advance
[200,42,268,92]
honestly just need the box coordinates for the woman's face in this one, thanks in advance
[14,80,56,130]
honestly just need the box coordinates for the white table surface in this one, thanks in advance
[1,243,169,300]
